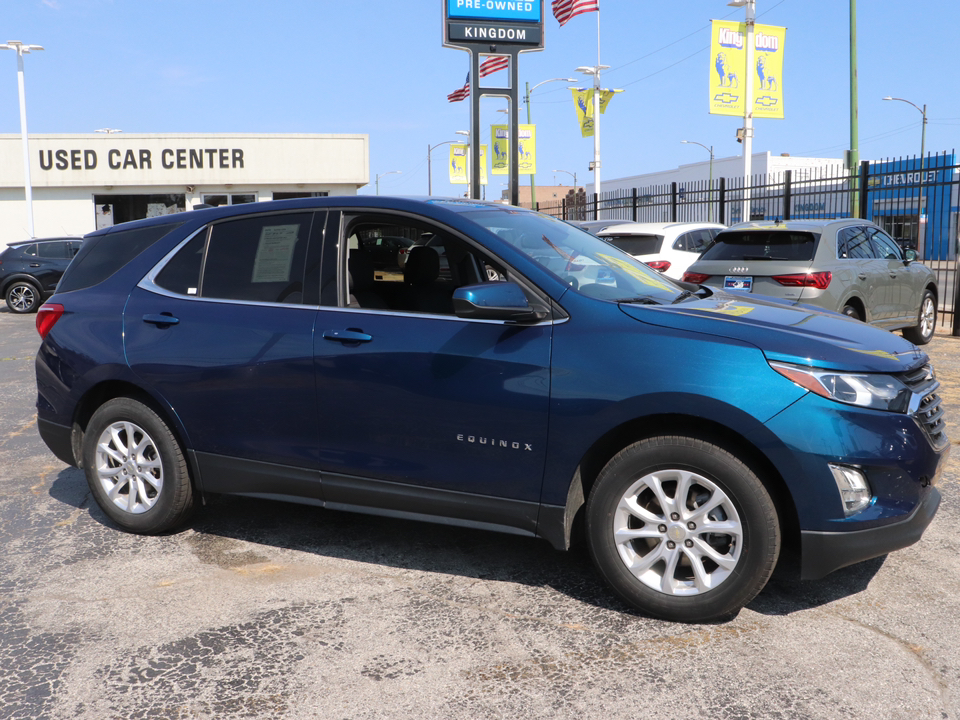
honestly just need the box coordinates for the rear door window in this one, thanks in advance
[699,230,820,261]
[37,241,71,259]
[602,234,663,256]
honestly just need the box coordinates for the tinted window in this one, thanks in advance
[603,234,663,256]
[868,228,903,260]
[21,244,38,257]
[838,227,875,259]
[200,213,312,304]
[155,231,206,296]
[673,230,714,253]
[37,241,70,259]
[57,223,183,293]
[700,231,819,261]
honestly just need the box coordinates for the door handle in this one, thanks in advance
[857,273,867,280]
[323,329,372,343]
[29,263,40,267]
[143,313,180,326]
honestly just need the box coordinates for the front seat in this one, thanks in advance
[401,246,451,314]
[347,251,387,309]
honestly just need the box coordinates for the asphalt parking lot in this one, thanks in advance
[3,306,960,720]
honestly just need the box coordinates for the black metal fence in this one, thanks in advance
[535,152,960,334]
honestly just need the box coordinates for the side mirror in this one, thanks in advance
[453,282,547,323]
[904,248,918,263]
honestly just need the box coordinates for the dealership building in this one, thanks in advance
[0,133,369,240]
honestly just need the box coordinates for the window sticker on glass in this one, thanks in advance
[251,224,300,283]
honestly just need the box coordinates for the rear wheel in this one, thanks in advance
[586,435,780,623]
[841,303,862,321]
[82,398,195,534]
[5,281,41,313]
[902,290,936,345]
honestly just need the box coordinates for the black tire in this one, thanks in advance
[5,281,41,313]
[902,289,936,345]
[82,397,195,534]
[585,436,780,623]
[841,303,862,321]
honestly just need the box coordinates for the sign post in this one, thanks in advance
[443,1,544,205]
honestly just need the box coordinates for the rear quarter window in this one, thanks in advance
[699,230,820,262]
[56,223,183,293]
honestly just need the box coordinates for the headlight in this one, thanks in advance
[769,361,911,412]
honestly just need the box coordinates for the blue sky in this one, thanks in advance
[3,0,958,199]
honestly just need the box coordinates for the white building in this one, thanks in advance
[600,151,845,195]
[0,133,369,240]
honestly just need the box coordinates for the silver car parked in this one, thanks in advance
[682,219,938,344]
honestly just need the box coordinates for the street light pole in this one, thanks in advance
[728,0,755,222]
[883,96,928,253]
[524,77,576,209]
[680,141,715,222]
[553,169,577,188]
[575,64,609,199]
[375,170,401,195]
[1,41,44,238]
[427,131,469,195]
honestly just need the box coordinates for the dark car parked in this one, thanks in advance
[1,237,82,313]
[33,198,947,622]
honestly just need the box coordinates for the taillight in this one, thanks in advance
[646,260,671,273]
[682,272,711,284]
[36,303,64,339]
[772,271,832,290]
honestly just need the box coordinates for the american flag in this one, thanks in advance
[447,73,470,102]
[447,56,510,102]
[552,0,599,26]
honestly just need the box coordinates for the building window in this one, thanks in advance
[273,191,329,200]
[202,193,258,207]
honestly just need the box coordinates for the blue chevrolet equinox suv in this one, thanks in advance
[34,197,947,622]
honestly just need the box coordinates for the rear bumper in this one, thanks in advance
[37,417,76,467]
[800,486,941,580]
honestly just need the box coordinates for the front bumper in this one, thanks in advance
[800,486,941,579]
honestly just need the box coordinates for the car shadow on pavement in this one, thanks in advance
[48,468,886,621]
[748,556,885,616]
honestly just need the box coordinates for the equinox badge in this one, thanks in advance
[457,434,533,451]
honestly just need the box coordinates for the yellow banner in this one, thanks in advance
[709,20,785,119]
[571,88,594,137]
[449,144,487,185]
[490,125,535,175]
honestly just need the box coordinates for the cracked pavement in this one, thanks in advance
[2,306,960,719]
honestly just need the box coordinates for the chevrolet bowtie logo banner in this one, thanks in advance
[709,20,785,119]
[449,144,488,185]
[570,88,620,137]
[490,125,536,175]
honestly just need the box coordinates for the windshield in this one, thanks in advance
[700,230,820,261]
[466,209,685,303]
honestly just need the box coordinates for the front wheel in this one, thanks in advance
[5,281,41,313]
[586,436,780,623]
[902,289,936,345]
[82,397,195,534]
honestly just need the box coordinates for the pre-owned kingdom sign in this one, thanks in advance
[442,0,544,206]
[444,0,544,49]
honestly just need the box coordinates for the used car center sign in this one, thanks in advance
[444,0,543,49]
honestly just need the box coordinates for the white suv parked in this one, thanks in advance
[598,222,725,279]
